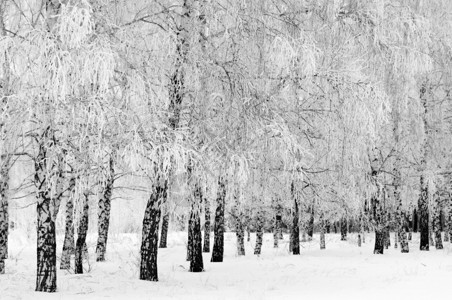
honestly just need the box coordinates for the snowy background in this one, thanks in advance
[2,230,452,300]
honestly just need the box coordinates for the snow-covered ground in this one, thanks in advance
[2,230,452,300]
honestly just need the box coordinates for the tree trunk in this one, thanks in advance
[433,193,443,249]
[419,85,429,251]
[348,219,354,234]
[359,213,364,246]
[392,80,408,252]
[273,204,282,248]
[203,194,210,253]
[273,225,279,248]
[374,228,384,254]
[320,214,325,250]
[36,192,57,292]
[340,217,347,241]
[254,210,264,255]
[96,153,114,262]
[236,223,245,255]
[0,1,10,276]
[292,183,300,255]
[235,212,245,255]
[449,203,452,243]
[289,226,293,252]
[211,177,225,262]
[60,177,76,270]
[429,214,435,247]
[413,208,418,233]
[307,204,314,241]
[140,181,165,281]
[75,193,89,274]
[394,157,409,252]
[35,139,57,292]
[384,224,390,249]
[399,212,409,253]
[444,207,449,242]
[188,185,204,272]
[35,0,63,290]
[419,175,429,250]
[0,164,9,274]
[186,213,193,261]
[159,211,169,249]
[372,181,384,255]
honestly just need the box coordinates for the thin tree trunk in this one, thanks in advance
[450,214,452,242]
[211,177,225,262]
[139,181,165,281]
[413,208,418,233]
[340,217,347,241]
[395,213,410,253]
[188,184,204,272]
[348,219,354,234]
[254,209,264,255]
[394,161,407,251]
[36,191,57,291]
[159,211,169,249]
[292,182,300,255]
[444,207,449,242]
[372,179,384,254]
[35,1,62,291]
[307,204,314,241]
[96,153,115,262]
[320,214,325,250]
[429,217,435,247]
[419,85,429,251]
[0,163,9,275]
[235,212,245,255]
[399,212,409,253]
[289,226,293,252]
[419,175,429,250]
[35,137,57,292]
[358,213,362,247]
[374,228,384,254]
[449,200,452,242]
[236,226,245,255]
[75,193,89,274]
[434,193,443,249]
[203,194,210,253]
[60,177,76,270]
[384,223,390,249]
[273,204,282,248]
[0,0,9,276]
[273,226,279,248]
[408,210,413,240]
[392,79,408,252]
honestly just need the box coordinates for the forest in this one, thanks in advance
[1,0,452,298]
